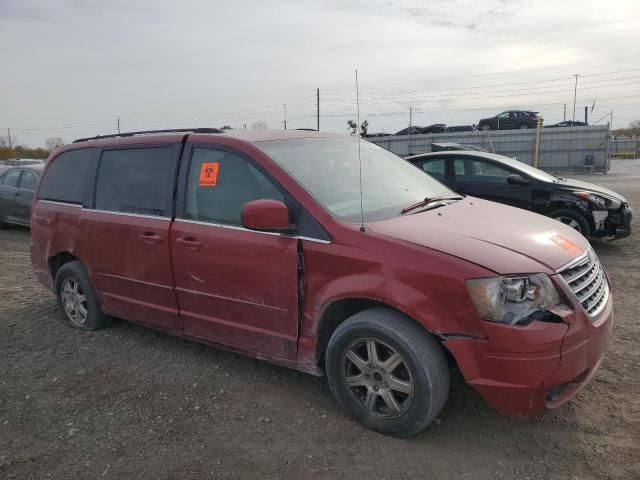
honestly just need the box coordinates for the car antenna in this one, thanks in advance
[356,69,365,233]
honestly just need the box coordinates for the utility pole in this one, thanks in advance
[563,104,566,122]
[117,118,120,134]
[584,106,588,125]
[6,128,12,149]
[409,106,413,132]
[283,104,287,130]
[316,88,320,131]
[572,74,580,122]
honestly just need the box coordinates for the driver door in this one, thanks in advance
[170,145,300,360]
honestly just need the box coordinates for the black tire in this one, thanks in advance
[326,308,449,437]
[549,209,590,237]
[520,124,529,129]
[481,124,491,131]
[54,261,112,330]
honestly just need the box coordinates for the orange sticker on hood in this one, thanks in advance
[199,162,219,187]
[550,234,583,254]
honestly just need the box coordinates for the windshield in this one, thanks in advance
[257,137,454,223]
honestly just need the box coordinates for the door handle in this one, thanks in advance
[140,232,163,244]
[176,236,202,249]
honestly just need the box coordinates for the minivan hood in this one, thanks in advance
[555,178,627,203]
[368,197,589,274]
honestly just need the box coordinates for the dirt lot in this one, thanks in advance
[1,160,639,480]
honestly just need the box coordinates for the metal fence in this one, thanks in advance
[611,137,639,158]
[368,125,612,173]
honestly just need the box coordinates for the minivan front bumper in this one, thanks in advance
[443,295,613,416]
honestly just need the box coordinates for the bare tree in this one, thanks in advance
[629,120,640,130]
[45,137,65,150]
[251,121,267,130]
[347,120,357,135]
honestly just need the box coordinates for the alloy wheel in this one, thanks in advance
[341,338,414,418]
[555,216,582,233]
[60,278,89,326]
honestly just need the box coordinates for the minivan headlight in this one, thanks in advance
[466,274,561,326]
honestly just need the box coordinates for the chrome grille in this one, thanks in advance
[558,249,609,318]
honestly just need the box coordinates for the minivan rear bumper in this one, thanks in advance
[443,296,613,416]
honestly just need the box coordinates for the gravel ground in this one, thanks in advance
[1,159,639,479]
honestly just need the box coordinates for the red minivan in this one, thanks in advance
[31,128,613,437]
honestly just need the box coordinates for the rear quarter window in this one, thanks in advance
[39,149,93,204]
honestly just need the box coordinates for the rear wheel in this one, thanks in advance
[326,308,449,437]
[550,209,590,237]
[55,261,112,330]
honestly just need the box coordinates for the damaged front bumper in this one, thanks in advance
[443,293,613,417]
[593,204,633,239]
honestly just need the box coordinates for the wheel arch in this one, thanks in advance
[314,297,444,371]
[48,251,80,284]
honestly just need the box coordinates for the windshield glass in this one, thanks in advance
[257,137,454,222]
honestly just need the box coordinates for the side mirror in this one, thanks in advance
[507,174,530,186]
[241,199,292,233]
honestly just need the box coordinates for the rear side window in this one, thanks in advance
[95,147,177,217]
[20,171,38,191]
[184,147,284,225]
[420,159,445,181]
[1,169,21,187]
[39,149,92,203]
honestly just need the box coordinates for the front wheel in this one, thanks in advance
[549,209,590,237]
[326,308,449,437]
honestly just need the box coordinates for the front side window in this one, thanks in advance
[420,159,445,181]
[469,160,513,184]
[20,171,38,191]
[257,137,454,223]
[95,147,177,217]
[1,169,21,187]
[184,147,284,225]
[39,149,92,203]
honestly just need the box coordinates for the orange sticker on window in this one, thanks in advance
[199,162,219,187]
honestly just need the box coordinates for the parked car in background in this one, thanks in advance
[407,150,632,239]
[0,158,45,166]
[478,111,540,130]
[431,142,489,153]
[31,128,612,437]
[445,125,475,132]
[546,121,588,128]
[394,124,447,135]
[0,163,43,227]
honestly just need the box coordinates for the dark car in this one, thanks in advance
[394,126,423,135]
[431,142,489,153]
[478,111,540,130]
[445,125,475,132]
[0,164,43,227]
[407,151,632,239]
[30,128,612,437]
[546,121,588,128]
[394,124,447,135]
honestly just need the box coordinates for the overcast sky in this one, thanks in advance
[1,0,639,147]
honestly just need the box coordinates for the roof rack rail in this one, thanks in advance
[72,128,224,143]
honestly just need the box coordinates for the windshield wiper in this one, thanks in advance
[401,196,463,214]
